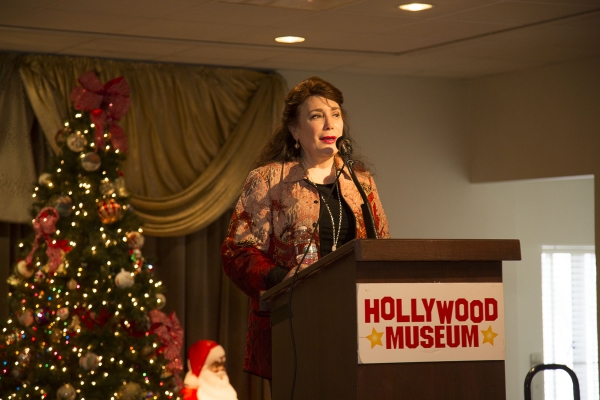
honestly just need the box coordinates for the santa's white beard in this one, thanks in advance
[196,369,237,400]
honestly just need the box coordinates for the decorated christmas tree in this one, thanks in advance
[0,72,183,400]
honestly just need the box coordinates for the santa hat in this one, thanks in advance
[188,340,223,376]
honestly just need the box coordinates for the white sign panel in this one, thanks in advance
[357,283,505,364]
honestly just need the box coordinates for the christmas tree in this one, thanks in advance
[0,72,183,400]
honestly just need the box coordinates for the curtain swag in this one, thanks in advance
[10,53,287,236]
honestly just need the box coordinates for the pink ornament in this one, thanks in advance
[34,270,46,283]
[79,352,99,370]
[126,231,145,249]
[57,307,70,321]
[17,309,34,327]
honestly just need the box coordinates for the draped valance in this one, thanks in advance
[0,53,287,236]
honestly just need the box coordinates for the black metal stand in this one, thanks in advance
[524,364,580,400]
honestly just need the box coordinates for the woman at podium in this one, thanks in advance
[221,76,390,380]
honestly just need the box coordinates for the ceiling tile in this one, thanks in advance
[267,10,413,34]
[442,1,598,24]
[380,19,517,39]
[122,19,251,42]
[64,38,195,59]
[44,0,205,18]
[0,26,92,53]
[246,49,375,70]
[161,43,283,65]
[2,8,150,34]
[163,1,311,25]
[221,0,361,11]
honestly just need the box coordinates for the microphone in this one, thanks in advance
[336,136,353,158]
[335,136,378,239]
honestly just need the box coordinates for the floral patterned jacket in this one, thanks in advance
[221,156,390,379]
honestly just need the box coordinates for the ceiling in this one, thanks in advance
[1,0,599,78]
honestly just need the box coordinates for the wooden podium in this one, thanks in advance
[261,239,521,399]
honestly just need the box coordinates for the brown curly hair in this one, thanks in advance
[254,76,365,169]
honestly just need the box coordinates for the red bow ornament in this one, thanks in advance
[149,310,184,387]
[70,71,131,153]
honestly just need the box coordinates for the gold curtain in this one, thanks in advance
[0,54,37,223]
[18,54,287,236]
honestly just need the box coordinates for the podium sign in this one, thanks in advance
[357,282,505,364]
[262,239,521,399]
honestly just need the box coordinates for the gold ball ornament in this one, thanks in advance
[156,293,166,310]
[17,349,31,367]
[67,132,88,152]
[67,278,78,291]
[57,383,77,400]
[97,199,123,224]
[118,382,143,400]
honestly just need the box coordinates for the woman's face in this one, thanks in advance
[291,96,343,164]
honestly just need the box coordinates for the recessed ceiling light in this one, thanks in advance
[275,36,306,44]
[398,3,433,11]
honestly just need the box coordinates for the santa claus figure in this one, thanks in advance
[180,340,238,400]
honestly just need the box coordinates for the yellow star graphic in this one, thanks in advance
[481,325,499,345]
[366,327,383,349]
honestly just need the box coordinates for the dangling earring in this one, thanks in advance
[294,139,300,149]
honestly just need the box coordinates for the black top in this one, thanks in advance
[314,182,356,258]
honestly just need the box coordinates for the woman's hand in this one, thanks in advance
[283,263,310,280]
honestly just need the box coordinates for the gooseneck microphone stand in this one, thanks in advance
[336,137,378,239]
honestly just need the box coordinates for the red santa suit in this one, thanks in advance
[180,340,238,400]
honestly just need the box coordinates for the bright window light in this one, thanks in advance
[542,246,598,400]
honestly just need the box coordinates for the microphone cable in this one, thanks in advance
[286,162,346,400]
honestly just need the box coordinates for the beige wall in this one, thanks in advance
[280,58,597,399]
[467,57,599,399]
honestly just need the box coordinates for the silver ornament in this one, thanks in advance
[114,176,129,197]
[53,195,73,217]
[81,152,101,172]
[67,132,88,152]
[99,180,116,196]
